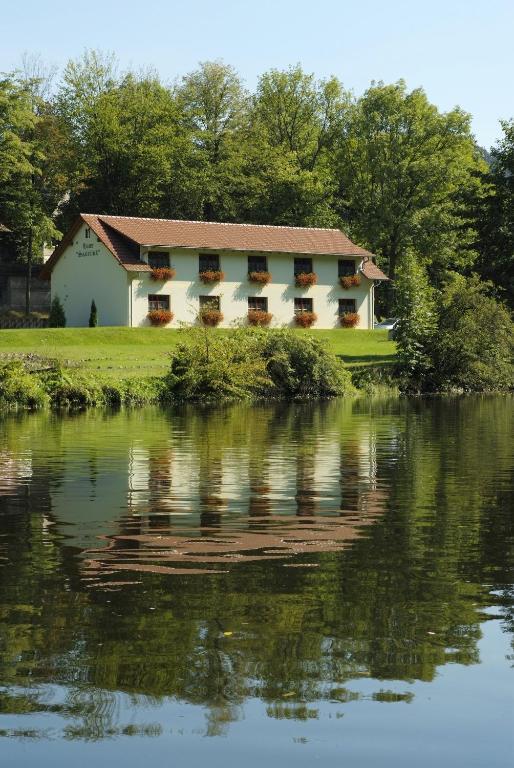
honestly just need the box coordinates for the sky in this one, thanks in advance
[1,0,513,149]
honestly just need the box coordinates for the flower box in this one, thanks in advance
[295,272,317,288]
[340,274,361,289]
[151,267,176,281]
[199,270,224,284]
[200,308,223,326]
[294,311,317,328]
[248,270,272,285]
[148,309,174,326]
[248,309,272,326]
[339,312,360,328]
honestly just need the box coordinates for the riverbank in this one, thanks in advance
[0,327,397,409]
[0,327,396,380]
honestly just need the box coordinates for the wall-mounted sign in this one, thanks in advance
[77,241,100,258]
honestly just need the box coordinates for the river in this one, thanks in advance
[0,397,513,766]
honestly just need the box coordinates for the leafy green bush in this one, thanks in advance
[162,328,353,403]
[49,296,66,327]
[163,327,270,402]
[429,276,513,391]
[40,365,106,408]
[259,329,353,399]
[394,253,436,391]
[0,361,49,409]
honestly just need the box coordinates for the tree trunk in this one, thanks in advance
[25,228,32,315]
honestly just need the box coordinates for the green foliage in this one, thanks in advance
[0,361,49,409]
[49,296,66,327]
[0,73,61,262]
[394,253,437,390]
[475,120,514,308]
[88,299,98,327]
[1,51,511,329]
[163,327,272,402]
[335,81,486,295]
[163,327,353,402]
[258,328,353,398]
[429,275,513,391]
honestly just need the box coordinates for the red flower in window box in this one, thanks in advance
[294,311,317,328]
[295,272,317,288]
[339,312,360,328]
[248,309,272,326]
[151,267,175,281]
[200,308,223,326]
[199,270,224,284]
[148,309,174,326]
[248,270,272,285]
[340,274,361,289]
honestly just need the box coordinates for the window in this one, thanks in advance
[199,253,220,272]
[248,296,268,312]
[294,297,313,314]
[248,255,267,273]
[338,259,356,277]
[85,227,91,239]
[199,295,220,311]
[339,298,356,315]
[148,251,170,269]
[294,257,313,275]
[148,294,170,311]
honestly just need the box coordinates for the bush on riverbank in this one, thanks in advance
[429,276,513,391]
[0,361,49,409]
[0,359,162,411]
[395,269,513,393]
[163,327,353,402]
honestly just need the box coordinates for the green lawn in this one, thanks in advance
[0,327,396,380]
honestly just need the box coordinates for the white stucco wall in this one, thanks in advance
[131,248,374,329]
[51,223,130,327]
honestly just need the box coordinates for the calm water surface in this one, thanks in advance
[0,397,513,767]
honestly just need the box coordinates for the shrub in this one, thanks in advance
[294,311,317,328]
[148,309,173,326]
[340,275,361,289]
[259,329,353,399]
[248,271,272,285]
[162,327,353,402]
[295,272,317,287]
[0,361,49,409]
[200,308,223,326]
[163,328,270,402]
[394,253,437,391]
[151,267,175,281]
[248,310,272,326]
[340,312,360,328]
[49,296,66,327]
[428,275,513,392]
[199,270,224,283]
[88,300,98,327]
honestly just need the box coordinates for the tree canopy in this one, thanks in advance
[0,50,512,313]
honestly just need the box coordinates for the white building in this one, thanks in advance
[42,214,388,329]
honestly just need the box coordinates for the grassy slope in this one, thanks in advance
[0,327,396,380]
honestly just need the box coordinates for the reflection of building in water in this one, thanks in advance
[0,452,33,496]
[123,422,387,522]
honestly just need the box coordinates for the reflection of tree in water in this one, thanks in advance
[0,397,512,739]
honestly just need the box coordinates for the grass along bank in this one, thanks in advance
[0,327,396,381]
[0,328,363,409]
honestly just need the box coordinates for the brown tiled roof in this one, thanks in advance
[361,258,389,281]
[40,214,151,279]
[42,213,385,278]
[97,215,375,258]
